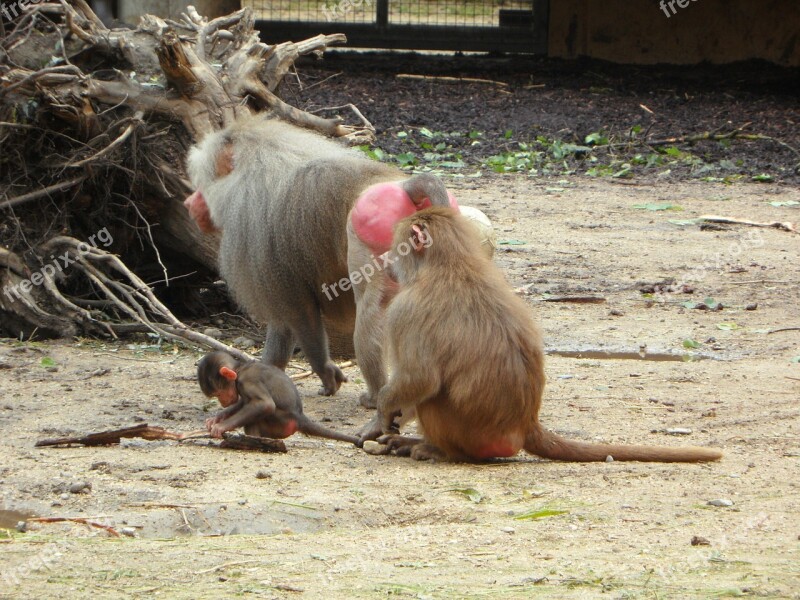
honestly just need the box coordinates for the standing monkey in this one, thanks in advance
[198,351,358,444]
[360,207,722,463]
[184,117,450,396]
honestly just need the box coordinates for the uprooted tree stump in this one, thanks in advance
[0,1,371,356]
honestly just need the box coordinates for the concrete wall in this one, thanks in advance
[549,0,800,67]
[118,1,240,24]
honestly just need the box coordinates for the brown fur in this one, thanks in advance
[347,173,452,408]
[364,207,722,463]
[198,351,357,445]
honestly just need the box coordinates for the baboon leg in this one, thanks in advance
[353,277,387,408]
[293,309,347,396]
[262,323,295,370]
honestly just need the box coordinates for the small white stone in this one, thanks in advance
[666,428,693,435]
[707,499,734,507]
[362,440,388,455]
[605,455,614,462]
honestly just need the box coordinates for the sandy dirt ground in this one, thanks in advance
[1,178,798,599]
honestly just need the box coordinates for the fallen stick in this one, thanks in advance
[541,296,607,304]
[396,73,508,87]
[768,327,800,334]
[35,424,185,447]
[36,425,287,453]
[697,215,797,233]
[219,432,287,453]
[178,430,212,441]
[27,517,120,537]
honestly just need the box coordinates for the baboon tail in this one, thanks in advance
[524,425,722,463]
[298,417,360,445]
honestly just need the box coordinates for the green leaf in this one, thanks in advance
[396,131,408,139]
[438,160,466,169]
[791,356,800,363]
[504,129,513,139]
[770,200,799,207]
[551,142,591,159]
[40,357,56,367]
[717,322,740,331]
[449,487,483,503]
[357,145,385,161]
[751,174,774,183]
[395,152,417,166]
[468,130,482,139]
[633,203,684,211]
[419,127,434,138]
[584,131,609,146]
[586,165,614,177]
[683,339,701,349]
[682,300,698,309]
[612,166,632,178]
[514,509,569,521]
[497,239,527,245]
[631,125,643,134]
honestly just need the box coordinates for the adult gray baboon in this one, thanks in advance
[184,117,451,396]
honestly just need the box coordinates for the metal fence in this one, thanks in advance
[246,0,548,54]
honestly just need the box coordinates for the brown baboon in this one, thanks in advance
[198,350,357,444]
[359,207,723,464]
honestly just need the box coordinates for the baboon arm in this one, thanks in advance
[376,372,439,433]
[209,399,244,423]
[219,395,276,430]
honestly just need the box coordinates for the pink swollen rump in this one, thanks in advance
[351,181,458,253]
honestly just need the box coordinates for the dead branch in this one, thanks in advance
[697,215,797,233]
[397,73,509,87]
[0,176,86,209]
[1,4,372,346]
[27,517,120,537]
[35,424,185,446]
[219,432,287,453]
[66,113,142,168]
[767,327,800,334]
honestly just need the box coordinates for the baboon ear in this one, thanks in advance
[215,142,234,178]
[410,223,430,252]
[219,366,238,381]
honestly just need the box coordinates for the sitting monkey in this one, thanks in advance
[197,351,358,445]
